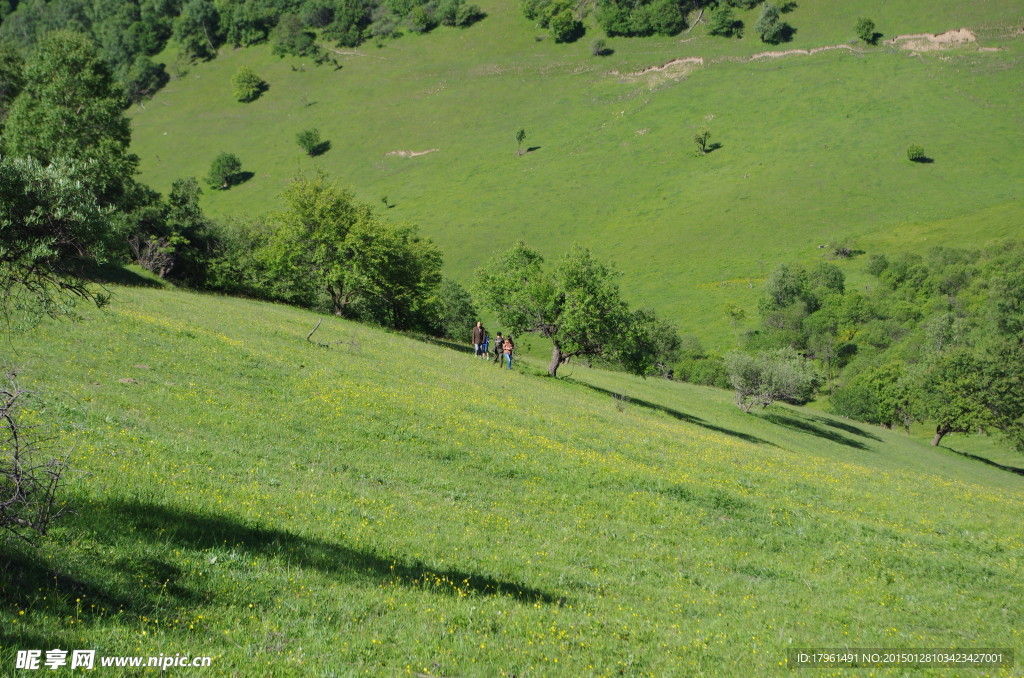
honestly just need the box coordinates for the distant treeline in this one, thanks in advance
[0,0,484,105]
[677,244,1024,451]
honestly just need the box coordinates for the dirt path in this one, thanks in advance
[613,26,989,84]
[386,149,440,158]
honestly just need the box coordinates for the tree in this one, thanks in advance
[2,30,139,209]
[515,128,527,156]
[0,42,23,129]
[206,152,242,189]
[831,363,914,430]
[121,54,169,105]
[430,278,479,340]
[754,3,787,43]
[694,129,711,155]
[855,17,876,44]
[232,65,266,102]
[272,13,320,57]
[725,348,820,412]
[590,38,608,56]
[0,155,114,319]
[476,242,648,377]
[707,4,739,37]
[173,0,221,60]
[916,349,993,446]
[261,173,442,328]
[548,9,582,42]
[297,128,323,156]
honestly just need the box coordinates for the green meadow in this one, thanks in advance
[1,283,1021,676]
[128,0,1024,345]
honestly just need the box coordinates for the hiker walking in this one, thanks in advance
[480,328,490,360]
[471,321,485,358]
[502,335,515,370]
[492,332,504,365]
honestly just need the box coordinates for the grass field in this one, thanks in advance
[128,0,1024,346]
[2,283,1022,676]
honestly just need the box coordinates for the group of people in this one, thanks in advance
[471,322,515,369]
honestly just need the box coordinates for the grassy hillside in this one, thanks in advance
[128,0,1024,346]
[2,283,1022,675]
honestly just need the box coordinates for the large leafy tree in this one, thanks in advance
[0,155,113,319]
[262,174,442,329]
[2,30,139,209]
[476,242,653,377]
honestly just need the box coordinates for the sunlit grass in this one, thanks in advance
[2,285,1021,676]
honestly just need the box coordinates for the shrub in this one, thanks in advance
[707,5,738,37]
[297,128,322,156]
[549,10,583,42]
[590,38,607,56]
[907,144,926,162]
[725,347,821,412]
[232,66,266,102]
[754,3,788,43]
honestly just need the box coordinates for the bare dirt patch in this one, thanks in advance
[749,44,855,60]
[386,149,440,158]
[887,28,976,51]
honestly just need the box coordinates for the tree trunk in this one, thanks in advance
[931,425,950,447]
[548,344,564,377]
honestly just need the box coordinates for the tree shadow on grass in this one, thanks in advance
[910,156,934,164]
[758,412,869,450]
[704,142,723,154]
[230,170,255,187]
[810,415,881,441]
[567,380,773,447]
[80,261,165,288]
[311,140,331,157]
[103,500,565,605]
[525,146,542,154]
[0,500,565,639]
[940,446,1024,476]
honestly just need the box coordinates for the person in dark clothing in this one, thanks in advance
[492,332,504,364]
[471,322,485,357]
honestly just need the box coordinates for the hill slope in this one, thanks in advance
[128,0,1024,345]
[2,283,1021,675]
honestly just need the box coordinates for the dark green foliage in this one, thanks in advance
[428,278,478,340]
[0,42,24,128]
[435,0,483,27]
[207,152,243,189]
[595,0,687,37]
[272,13,319,57]
[323,0,372,46]
[220,0,279,47]
[855,16,876,44]
[121,55,169,104]
[590,38,607,56]
[548,9,583,42]
[302,2,335,27]
[725,0,761,8]
[3,30,140,210]
[174,0,222,60]
[706,4,739,37]
[831,363,914,430]
[232,65,266,102]
[907,144,926,162]
[404,5,436,33]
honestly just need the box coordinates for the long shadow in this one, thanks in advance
[80,261,164,288]
[230,170,255,187]
[415,335,475,355]
[942,446,1024,477]
[568,380,772,446]
[311,140,331,157]
[759,412,868,450]
[102,500,564,605]
[811,415,881,441]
